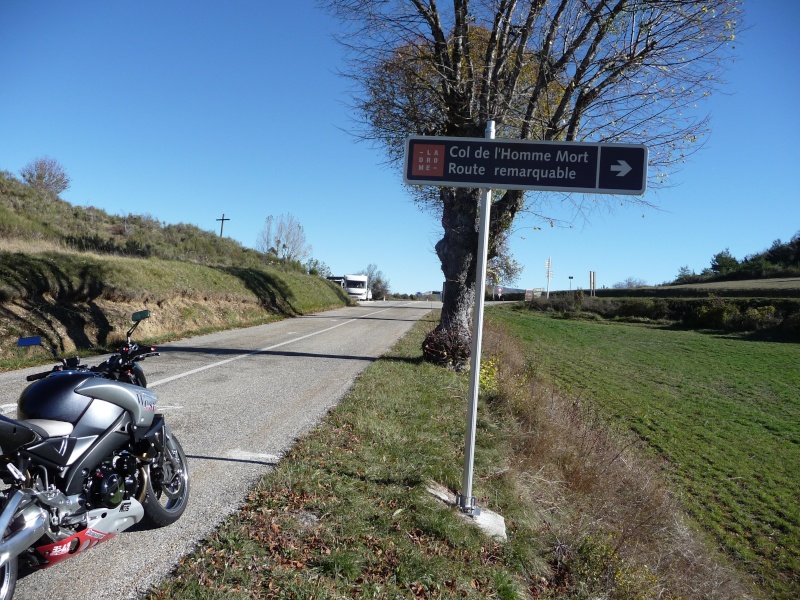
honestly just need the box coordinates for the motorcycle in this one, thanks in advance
[0,311,189,599]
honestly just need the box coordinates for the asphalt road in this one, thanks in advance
[0,300,438,599]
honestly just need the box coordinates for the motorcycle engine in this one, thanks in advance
[89,455,138,509]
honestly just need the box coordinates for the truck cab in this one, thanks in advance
[344,274,371,301]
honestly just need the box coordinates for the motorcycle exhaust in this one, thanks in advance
[0,490,49,568]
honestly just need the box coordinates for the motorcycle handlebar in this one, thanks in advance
[91,348,159,374]
[23,345,158,383]
[26,371,51,382]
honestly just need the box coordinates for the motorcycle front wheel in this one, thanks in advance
[129,363,147,388]
[0,556,16,600]
[141,430,189,527]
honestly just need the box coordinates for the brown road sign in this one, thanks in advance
[404,136,647,195]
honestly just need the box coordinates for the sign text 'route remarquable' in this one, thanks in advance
[403,136,648,195]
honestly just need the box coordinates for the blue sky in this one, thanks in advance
[1,1,797,294]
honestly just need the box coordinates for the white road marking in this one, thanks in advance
[149,306,399,388]
[226,449,280,463]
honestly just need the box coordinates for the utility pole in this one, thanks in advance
[216,214,230,237]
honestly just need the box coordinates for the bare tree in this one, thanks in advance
[256,213,313,262]
[307,258,332,277]
[20,156,71,196]
[321,0,742,369]
[255,215,274,256]
[362,263,391,298]
[613,276,648,289]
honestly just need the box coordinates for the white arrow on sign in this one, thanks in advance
[610,160,632,177]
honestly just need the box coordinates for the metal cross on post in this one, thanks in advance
[216,214,230,237]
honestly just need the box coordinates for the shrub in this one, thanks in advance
[694,300,742,330]
[479,355,500,397]
[784,312,800,334]
[523,294,800,336]
[569,533,660,599]
[741,306,781,331]
[615,298,669,321]
[421,324,471,370]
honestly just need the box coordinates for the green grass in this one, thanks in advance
[490,304,800,598]
[0,250,347,310]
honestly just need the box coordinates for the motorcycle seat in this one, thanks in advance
[22,419,74,438]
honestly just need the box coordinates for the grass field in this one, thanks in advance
[489,305,800,598]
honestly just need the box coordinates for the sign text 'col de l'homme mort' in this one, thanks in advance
[404,136,648,195]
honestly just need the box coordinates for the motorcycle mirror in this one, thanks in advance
[132,310,150,322]
[127,310,151,339]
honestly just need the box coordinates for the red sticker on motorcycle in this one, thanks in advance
[36,528,113,567]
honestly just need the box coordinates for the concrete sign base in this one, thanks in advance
[425,481,507,542]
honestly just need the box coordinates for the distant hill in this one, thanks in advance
[595,277,800,299]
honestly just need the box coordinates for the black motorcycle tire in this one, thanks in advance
[0,556,16,600]
[130,363,147,388]
[141,432,189,527]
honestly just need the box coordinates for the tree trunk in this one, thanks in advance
[422,186,480,371]
[422,186,525,371]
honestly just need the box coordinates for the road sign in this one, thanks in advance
[404,135,647,195]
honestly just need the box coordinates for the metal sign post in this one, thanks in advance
[545,258,553,299]
[457,120,495,515]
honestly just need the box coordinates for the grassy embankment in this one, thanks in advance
[149,308,770,599]
[0,245,350,370]
[1,169,352,365]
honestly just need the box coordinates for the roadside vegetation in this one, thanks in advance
[671,238,800,285]
[149,311,759,599]
[523,291,800,338]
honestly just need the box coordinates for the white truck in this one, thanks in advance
[344,274,372,301]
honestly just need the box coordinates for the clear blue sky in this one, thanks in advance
[2,1,797,294]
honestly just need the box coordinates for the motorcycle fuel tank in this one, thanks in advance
[75,378,157,427]
[18,372,97,424]
[18,372,158,429]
